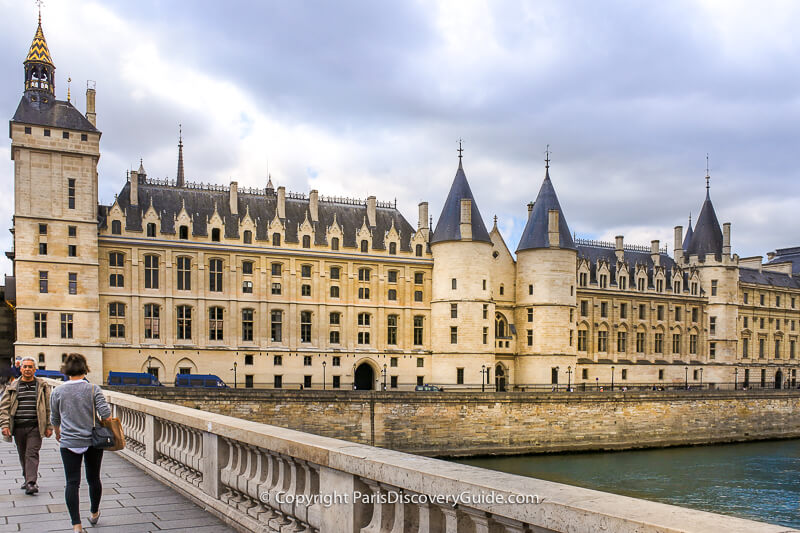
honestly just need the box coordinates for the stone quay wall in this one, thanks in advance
[110,387,800,457]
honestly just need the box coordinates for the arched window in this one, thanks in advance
[389,242,397,255]
[211,228,221,242]
[272,232,281,246]
[243,230,252,244]
[361,240,368,253]
[415,244,423,257]
[331,237,339,250]
[495,313,508,338]
[111,220,121,235]
[179,225,189,240]
[302,235,311,248]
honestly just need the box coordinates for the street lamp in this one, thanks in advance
[481,365,486,392]
[611,366,615,391]
[146,355,153,375]
[382,364,387,391]
[352,363,356,390]
[596,376,599,391]
[567,366,572,391]
[699,367,703,389]
[734,367,739,390]
[230,361,238,389]
[685,366,689,390]
[322,361,327,390]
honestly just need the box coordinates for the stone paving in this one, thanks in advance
[1,437,236,532]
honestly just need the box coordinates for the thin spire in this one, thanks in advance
[36,0,43,24]
[705,153,710,195]
[457,138,464,168]
[176,124,185,188]
[66,76,71,102]
[545,144,550,170]
[688,212,692,226]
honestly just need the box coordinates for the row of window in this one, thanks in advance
[743,291,798,309]
[579,301,701,322]
[578,271,699,295]
[110,221,426,256]
[577,330,700,355]
[742,338,797,359]
[23,126,88,142]
[742,316,798,332]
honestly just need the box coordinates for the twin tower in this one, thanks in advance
[428,154,577,385]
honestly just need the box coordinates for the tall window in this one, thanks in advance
[109,252,124,288]
[358,268,370,281]
[711,280,718,296]
[177,257,191,291]
[331,237,339,250]
[179,225,189,239]
[451,303,458,319]
[387,315,398,345]
[147,222,157,237]
[242,309,254,342]
[413,316,424,345]
[450,326,458,344]
[61,313,74,339]
[301,265,312,278]
[111,220,121,234]
[209,307,224,340]
[742,338,749,358]
[654,333,663,353]
[209,259,223,292]
[636,332,646,353]
[360,240,368,253]
[358,287,370,299]
[144,304,160,339]
[176,305,192,340]
[300,311,312,343]
[416,244,423,257]
[39,271,48,293]
[109,303,125,338]
[270,310,283,342]
[302,235,311,248]
[672,333,681,354]
[689,334,697,354]
[67,178,76,209]
[67,273,78,295]
[272,233,281,246]
[577,330,587,351]
[34,312,47,338]
[242,261,253,275]
[597,331,608,352]
[144,255,159,289]
[243,230,252,244]
[617,331,627,353]
[330,266,340,279]
[709,316,716,335]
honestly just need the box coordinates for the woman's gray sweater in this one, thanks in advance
[50,380,112,449]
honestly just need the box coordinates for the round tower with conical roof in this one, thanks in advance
[514,159,577,385]
[429,152,495,386]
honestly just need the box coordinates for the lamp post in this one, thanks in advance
[685,366,688,390]
[146,355,153,375]
[734,367,739,390]
[596,376,599,391]
[611,366,615,391]
[230,361,238,389]
[352,363,356,390]
[322,361,327,390]
[382,364,387,391]
[699,367,703,389]
[567,366,572,391]
[481,365,486,392]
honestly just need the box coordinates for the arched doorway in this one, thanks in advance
[495,364,506,392]
[354,363,374,390]
[775,370,783,389]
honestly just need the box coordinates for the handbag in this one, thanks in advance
[90,385,125,451]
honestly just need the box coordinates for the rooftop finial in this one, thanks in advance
[457,138,464,162]
[705,153,710,192]
[66,76,71,102]
[689,212,692,225]
[545,144,550,170]
[176,124,185,188]
[36,0,43,23]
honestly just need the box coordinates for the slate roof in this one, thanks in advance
[765,247,800,276]
[12,92,99,133]
[739,267,800,289]
[102,180,416,251]
[26,20,53,65]
[682,216,693,251]
[430,159,491,244]
[576,242,680,291]
[685,191,722,259]
[516,168,576,252]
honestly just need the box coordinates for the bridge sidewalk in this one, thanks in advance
[0,437,235,532]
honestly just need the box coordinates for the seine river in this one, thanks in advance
[454,439,800,529]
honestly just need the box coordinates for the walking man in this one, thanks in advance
[0,357,53,494]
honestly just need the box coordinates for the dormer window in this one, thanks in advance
[111,220,121,235]
[361,240,369,253]
[302,235,311,248]
[243,230,252,244]
[147,223,157,238]
[211,228,221,242]
[179,225,189,240]
[389,242,397,255]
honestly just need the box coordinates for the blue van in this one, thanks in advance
[174,374,227,388]
[35,369,67,381]
[107,371,162,387]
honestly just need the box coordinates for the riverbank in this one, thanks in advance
[110,387,800,456]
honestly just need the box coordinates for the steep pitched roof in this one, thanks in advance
[686,190,722,259]
[12,93,99,133]
[682,215,693,251]
[430,160,491,244]
[26,19,53,66]
[516,168,575,252]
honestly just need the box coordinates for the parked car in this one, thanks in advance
[174,374,228,388]
[35,369,67,381]
[414,384,444,392]
[107,371,162,387]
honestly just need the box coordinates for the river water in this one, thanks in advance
[454,439,800,529]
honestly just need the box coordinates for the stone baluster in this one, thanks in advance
[437,505,458,533]
[492,516,527,533]
[256,451,282,523]
[382,483,406,533]
[280,457,306,531]
[189,428,203,485]
[360,480,392,533]
[245,447,270,519]
[462,508,490,533]
[268,454,292,531]
[415,498,437,533]
[219,438,237,504]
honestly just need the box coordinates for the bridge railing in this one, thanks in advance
[101,386,786,533]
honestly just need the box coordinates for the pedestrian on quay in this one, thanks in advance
[0,356,54,495]
[50,353,112,533]
[11,357,22,379]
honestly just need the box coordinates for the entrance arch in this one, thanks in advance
[354,363,375,390]
[495,364,506,392]
[775,370,783,389]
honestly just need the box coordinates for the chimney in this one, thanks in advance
[229,182,238,216]
[548,209,560,248]
[85,82,96,127]
[130,170,139,206]
[651,240,660,267]
[460,198,472,240]
[366,196,377,227]
[674,226,684,263]
[418,202,429,230]
[277,186,286,219]
[309,189,319,222]
[527,202,534,220]
[615,235,624,262]
[723,223,731,256]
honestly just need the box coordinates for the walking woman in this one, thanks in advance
[50,353,111,533]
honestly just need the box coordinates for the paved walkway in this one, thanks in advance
[0,437,235,532]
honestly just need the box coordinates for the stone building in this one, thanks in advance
[7,18,800,389]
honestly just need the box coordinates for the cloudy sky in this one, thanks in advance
[1,0,798,277]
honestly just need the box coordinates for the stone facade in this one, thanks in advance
[8,18,800,389]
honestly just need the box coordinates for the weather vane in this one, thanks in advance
[705,153,710,190]
[35,0,44,21]
[457,139,464,160]
[545,144,551,169]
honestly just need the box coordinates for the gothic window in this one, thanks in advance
[147,223,157,237]
[272,233,281,246]
[361,240,369,253]
[415,244,423,257]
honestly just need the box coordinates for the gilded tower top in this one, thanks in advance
[23,10,56,95]
[26,16,54,66]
